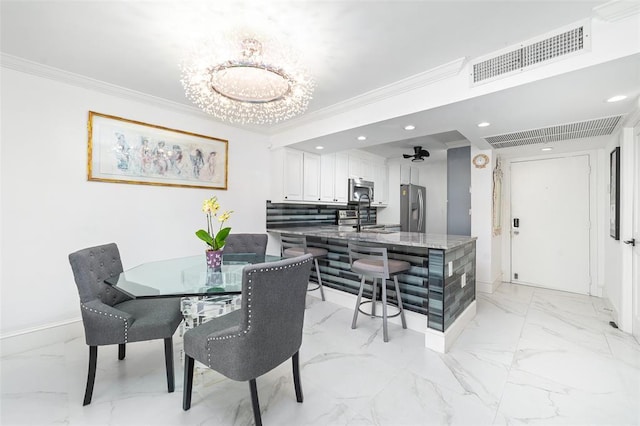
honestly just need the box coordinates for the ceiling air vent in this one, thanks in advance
[471,21,590,85]
[485,115,623,149]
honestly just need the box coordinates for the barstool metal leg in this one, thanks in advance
[352,275,366,329]
[382,278,389,342]
[394,276,407,329]
[314,258,325,301]
[371,277,377,318]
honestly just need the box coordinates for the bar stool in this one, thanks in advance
[280,234,327,301]
[348,242,410,342]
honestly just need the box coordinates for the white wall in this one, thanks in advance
[470,147,501,290]
[603,124,637,332]
[602,135,624,324]
[417,159,447,234]
[0,68,271,337]
[377,159,401,225]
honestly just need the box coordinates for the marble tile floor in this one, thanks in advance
[2,283,639,425]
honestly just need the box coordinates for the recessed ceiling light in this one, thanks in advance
[606,95,627,103]
[357,136,367,141]
[477,122,491,128]
[541,147,553,151]
[315,146,324,150]
[404,125,416,131]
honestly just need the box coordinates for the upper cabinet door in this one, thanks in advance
[303,153,321,202]
[348,155,362,179]
[320,154,336,202]
[334,153,349,203]
[282,149,304,200]
[373,161,389,205]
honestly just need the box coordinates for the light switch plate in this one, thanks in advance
[448,261,453,277]
[461,273,466,288]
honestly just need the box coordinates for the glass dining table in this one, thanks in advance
[104,253,283,298]
[104,253,283,332]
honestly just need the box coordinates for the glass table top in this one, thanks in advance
[104,253,282,298]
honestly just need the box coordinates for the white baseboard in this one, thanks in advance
[424,301,477,353]
[0,318,83,357]
[476,276,504,294]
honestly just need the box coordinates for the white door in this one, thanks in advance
[510,155,591,294]
[632,127,640,342]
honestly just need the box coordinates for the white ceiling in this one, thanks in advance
[2,1,639,159]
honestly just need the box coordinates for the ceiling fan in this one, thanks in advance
[403,146,430,162]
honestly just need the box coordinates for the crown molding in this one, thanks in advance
[2,53,466,137]
[593,0,640,22]
[0,53,238,122]
[268,57,466,134]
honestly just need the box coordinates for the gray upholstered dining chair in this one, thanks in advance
[68,243,183,405]
[182,254,313,426]
[224,233,268,256]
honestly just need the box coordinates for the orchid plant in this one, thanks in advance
[195,196,233,251]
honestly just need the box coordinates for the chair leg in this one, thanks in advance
[394,276,407,329]
[83,346,97,406]
[118,343,125,360]
[382,279,389,342]
[164,337,175,393]
[371,277,377,317]
[314,258,326,301]
[182,355,194,411]
[249,379,263,426]
[352,276,366,329]
[292,351,303,403]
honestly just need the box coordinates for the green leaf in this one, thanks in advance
[214,227,232,250]
[195,229,214,247]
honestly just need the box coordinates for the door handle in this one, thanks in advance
[623,238,636,247]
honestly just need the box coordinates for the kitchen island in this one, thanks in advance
[268,226,476,352]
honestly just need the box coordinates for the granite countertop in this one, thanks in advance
[268,226,476,250]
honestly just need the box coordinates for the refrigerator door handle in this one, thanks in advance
[417,189,424,232]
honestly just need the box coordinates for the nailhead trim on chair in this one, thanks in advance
[205,258,312,367]
[81,303,129,343]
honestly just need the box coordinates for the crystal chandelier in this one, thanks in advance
[180,35,314,125]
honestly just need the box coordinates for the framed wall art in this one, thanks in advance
[610,146,620,240]
[88,111,228,190]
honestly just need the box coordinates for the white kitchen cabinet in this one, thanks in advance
[271,148,303,202]
[303,152,321,202]
[321,153,349,203]
[348,153,375,181]
[334,153,349,203]
[400,164,420,185]
[373,162,389,206]
[348,155,362,179]
[320,154,335,202]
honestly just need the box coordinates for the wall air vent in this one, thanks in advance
[471,21,590,85]
[485,115,623,149]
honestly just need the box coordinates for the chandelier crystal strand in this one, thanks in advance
[180,34,314,125]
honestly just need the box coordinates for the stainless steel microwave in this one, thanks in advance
[348,178,374,203]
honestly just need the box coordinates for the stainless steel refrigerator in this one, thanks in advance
[400,184,426,232]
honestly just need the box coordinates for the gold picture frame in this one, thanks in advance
[87,111,228,190]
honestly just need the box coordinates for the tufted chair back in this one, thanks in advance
[69,243,130,306]
[223,233,268,256]
[184,254,313,382]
